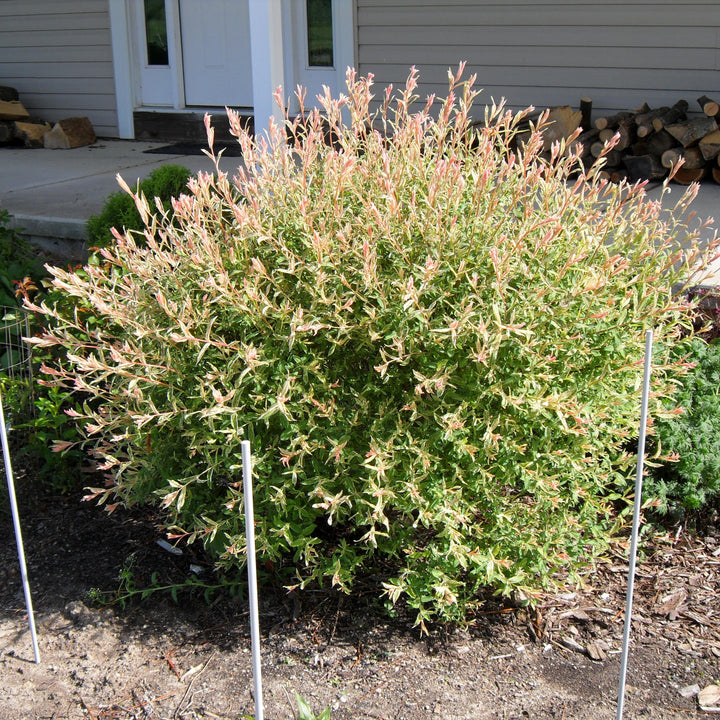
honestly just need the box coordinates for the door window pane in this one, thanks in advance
[306,0,333,67]
[145,0,169,66]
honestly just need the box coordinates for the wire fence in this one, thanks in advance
[0,304,41,663]
[0,305,35,446]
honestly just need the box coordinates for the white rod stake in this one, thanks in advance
[0,391,40,664]
[242,440,263,720]
[616,330,653,720]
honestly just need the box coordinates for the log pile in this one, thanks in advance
[0,85,95,149]
[520,95,720,185]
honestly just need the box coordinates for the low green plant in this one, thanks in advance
[294,694,331,720]
[24,384,88,491]
[27,67,718,626]
[1,308,36,468]
[241,694,331,720]
[647,336,720,516]
[86,164,191,248]
[0,358,89,494]
[86,553,234,608]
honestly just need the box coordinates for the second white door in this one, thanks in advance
[178,0,253,107]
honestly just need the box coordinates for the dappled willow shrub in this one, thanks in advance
[27,67,719,626]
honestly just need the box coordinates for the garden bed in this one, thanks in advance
[1,468,718,720]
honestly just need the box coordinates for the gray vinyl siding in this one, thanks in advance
[356,0,720,119]
[0,0,118,137]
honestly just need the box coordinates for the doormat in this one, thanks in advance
[144,142,243,157]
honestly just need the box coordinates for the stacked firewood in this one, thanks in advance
[520,96,720,185]
[0,85,96,149]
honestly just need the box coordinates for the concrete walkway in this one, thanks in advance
[0,139,237,260]
[1,138,719,285]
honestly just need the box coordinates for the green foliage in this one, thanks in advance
[647,336,720,516]
[295,694,331,720]
[25,384,88,492]
[86,553,234,608]
[1,307,29,377]
[28,68,718,625]
[240,694,330,720]
[0,210,45,307]
[86,164,191,249]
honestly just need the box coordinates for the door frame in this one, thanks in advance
[283,0,356,114]
[125,0,184,109]
[109,0,357,138]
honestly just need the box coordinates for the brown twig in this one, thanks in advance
[164,648,182,679]
[352,640,363,668]
[325,595,343,649]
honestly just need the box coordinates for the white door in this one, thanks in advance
[179,0,253,107]
[135,0,179,107]
[290,0,354,110]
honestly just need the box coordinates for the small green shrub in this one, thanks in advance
[647,336,720,516]
[27,67,718,625]
[0,306,35,442]
[86,164,191,248]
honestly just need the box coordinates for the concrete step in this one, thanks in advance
[134,109,253,144]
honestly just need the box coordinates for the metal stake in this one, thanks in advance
[0,391,40,664]
[616,329,653,720]
[242,440,263,720]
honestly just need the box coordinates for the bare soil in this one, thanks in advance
[1,469,719,720]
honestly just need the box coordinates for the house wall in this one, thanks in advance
[0,0,119,137]
[356,0,720,119]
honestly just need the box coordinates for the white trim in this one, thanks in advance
[334,0,356,93]
[109,0,135,138]
[282,0,295,105]
[249,0,287,137]
[165,0,185,108]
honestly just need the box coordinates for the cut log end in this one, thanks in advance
[698,95,720,118]
[699,129,720,161]
[661,146,705,170]
[671,166,707,185]
[0,99,30,121]
[14,121,52,148]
